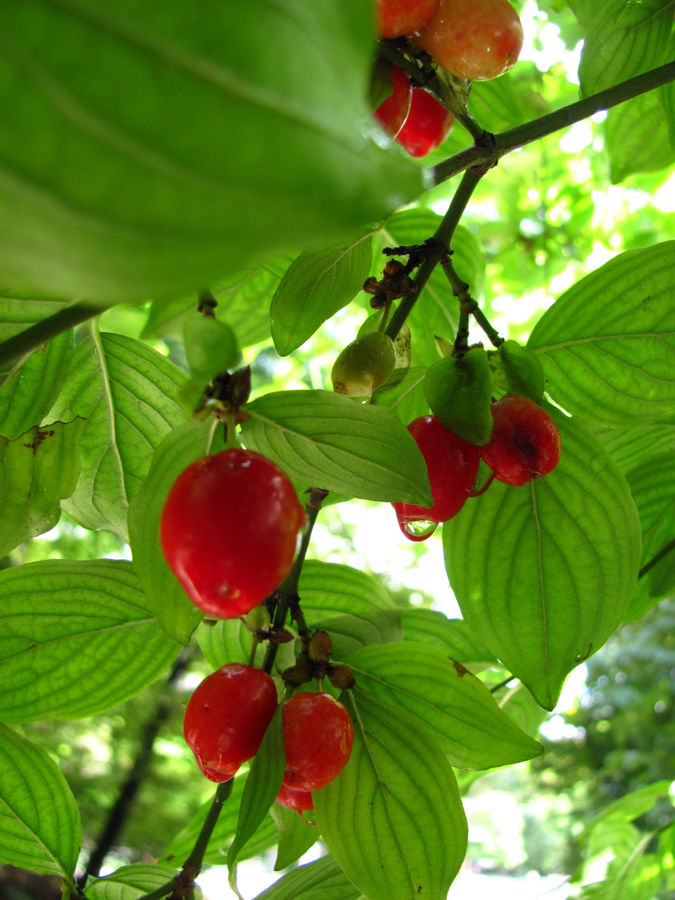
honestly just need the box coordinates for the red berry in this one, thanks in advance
[276,783,314,811]
[393,415,479,541]
[480,395,561,486]
[282,693,354,793]
[183,664,277,782]
[374,65,412,139]
[416,0,523,81]
[376,0,440,38]
[395,88,454,157]
[161,449,305,618]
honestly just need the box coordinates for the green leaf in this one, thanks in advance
[0,1,421,303]
[87,864,179,900]
[605,91,675,183]
[47,331,187,538]
[311,610,402,660]
[582,780,673,839]
[0,297,69,345]
[228,709,285,870]
[595,424,675,473]
[197,618,253,669]
[0,332,73,437]
[529,242,675,427]
[347,644,542,769]
[271,235,373,356]
[241,390,432,505]
[269,804,319,872]
[299,561,395,615]
[625,452,675,618]
[314,692,467,900]
[443,411,642,709]
[0,559,179,722]
[0,419,85,556]
[128,419,223,644]
[576,0,672,96]
[372,366,429,423]
[400,608,497,663]
[0,723,81,878]
[162,774,277,868]
[252,855,360,900]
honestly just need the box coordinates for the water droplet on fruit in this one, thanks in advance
[402,519,437,541]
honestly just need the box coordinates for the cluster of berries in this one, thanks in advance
[184,664,353,812]
[161,451,354,806]
[394,393,561,541]
[373,0,523,156]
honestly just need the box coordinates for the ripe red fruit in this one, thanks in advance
[480,395,561,486]
[374,65,412,139]
[376,0,440,38]
[276,783,314,812]
[395,88,454,157]
[161,449,305,618]
[183,664,277,782]
[393,415,479,541]
[416,0,523,81]
[282,692,354,793]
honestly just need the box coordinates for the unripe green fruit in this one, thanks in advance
[423,347,494,446]
[495,340,544,402]
[183,315,240,381]
[331,332,396,399]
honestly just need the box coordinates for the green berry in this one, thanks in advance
[423,346,494,446]
[331,332,396,399]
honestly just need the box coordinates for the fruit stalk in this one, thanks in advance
[262,487,327,674]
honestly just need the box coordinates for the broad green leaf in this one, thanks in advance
[468,75,528,131]
[271,236,373,356]
[310,610,402,660]
[581,780,673,840]
[0,297,69,345]
[241,390,432,505]
[0,418,85,557]
[162,773,277,867]
[314,692,467,900]
[625,452,675,619]
[47,331,187,538]
[372,366,429,423]
[497,682,549,739]
[347,644,542,769]
[299,561,395,616]
[270,804,319,872]
[400,608,497,663]
[605,91,675,183]
[197,618,253,669]
[529,242,675,427]
[0,1,420,303]
[595,424,675,473]
[128,418,223,644]
[444,412,641,709]
[0,559,179,722]
[0,723,81,878]
[88,864,179,900]
[228,709,284,870]
[253,855,360,900]
[0,332,73,437]
[576,0,672,96]
[663,79,675,150]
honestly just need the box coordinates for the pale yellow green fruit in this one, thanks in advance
[331,331,396,399]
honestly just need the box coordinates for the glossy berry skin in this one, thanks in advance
[480,395,561,486]
[161,449,305,618]
[395,88,454,157]
[184,664,278,782]
[374,65,412,139]
[416,0,523,81]
[282,693,354,793]
[393,416,479,541]
[276,783,314,812]
[376,0,440,38]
